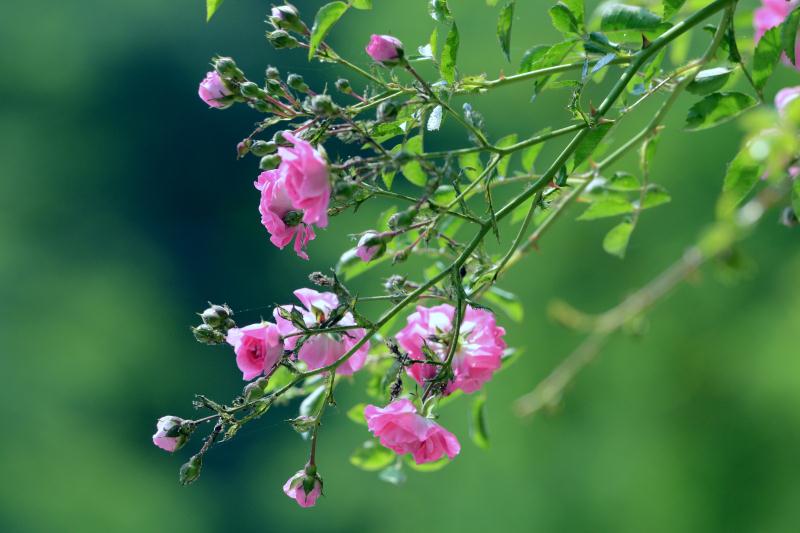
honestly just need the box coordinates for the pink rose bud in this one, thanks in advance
[274,288,370,375]
[365,34,404,65]
[152,416,188,452]
[775,86,800,117]
[396,304,506,395]
[364,399,461,465]
[355,231,386,262]
[271,4,303,32]
[198,71,233,109]
[283,470,323,507]
[225,322,284,381]
[754,0,800,70]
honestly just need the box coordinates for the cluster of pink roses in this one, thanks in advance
[755,0,800,118]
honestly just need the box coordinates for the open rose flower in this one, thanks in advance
[274,288,369,374]
[226,322,284,381]
[754,0,800,69]
[152,416,188,452]
[198,71,232,108]
[396,304,506,394]
[364,399,460,464]
[366,34,404,65]
[255,132,330,259]
[283,470,323,507]
[355,231,386,262]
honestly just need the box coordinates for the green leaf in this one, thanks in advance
[428,0,452,22]
[440,23,460,84]
[495,134,518,176]
[640,184,671,209]
[459,152,484,181]
[753,26,782,91]
[308,2,349,60]
[404,455,451,472]
[206,0,224,21]
[350,0,372,9]
[401,136,427,186]
[603,220,634,258]
[685,92,757,131]
[263,366,294,393]
[486,0,500,5]
[347,403,367,425]
[483,287,523,322]
[549,3,579,35]
[577,194,632,220]
[686,67,733,96]
[519,41,573,74]
[606,171,641,191]
[378,464,406,485]
[599,4,661,32]
[662,0,686,20]
[792,179,800,217]
[497,1,515,61]
[350,440,395,471]
[720,144,764,208]
[562,0,585,27]
[299,385,326,418]
[573,122,612,169]
[336,248,391,280]
[469,393,490,450]
[782,7,800,65]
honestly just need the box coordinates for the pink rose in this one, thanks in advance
[225,322,284,381]
[274,288,369,375]
[255,168,317,260]
[355,231,386,262]
[152,416,187,452]
[396,304,506,394]
[754,0,800,69]
[198,71,232,108]
[364,399,461,464]
[365,34,404,65]
[279,132,330,228]
[283,470,322,507]
[775,86,800,116]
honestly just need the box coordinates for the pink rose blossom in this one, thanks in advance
[283,470,322,507]
[152,416,186,452]
[274,288,369,375]
[365,34,404,64]
[775,86,800,116]
[279,132,330,228]
[226,322,284,381]
[255,169,317,260]
[754,0,800,69]
[198,71,232,108]
[364,399,461,464]
[355,231,385,262]
[396,304,506,394]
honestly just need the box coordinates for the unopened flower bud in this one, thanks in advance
[287,73,310,93]
[388,207,417,230]
[270,4,304,33]
[284,469,323,507]
[192,324,226,345]
[335,78,352,94]
[243,376,269,402]
[267,30,300,49]
[239,81,263,99]
[200,303,232,328]
[377,100,399,122]
[308,272,335,287]
[179,454,203,485]
[265,78,283,96]
[384,275,407,293]
[250,140,278,157]
[259,154,282,170]
[273,130,293,146]
[365,34,405,66]
[356,231,387,262]
[309,94,336,116]
[237,140,251,158]
[266,66,281,80]
[152,416,192,452]
[214,56,241,79]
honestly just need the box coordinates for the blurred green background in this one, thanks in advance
[2,0,799,531]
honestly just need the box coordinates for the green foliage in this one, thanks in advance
[350,0,373,10]
[350,440,395,471]
[662,0,686,20]
[308,2,349,60]
[753,26,782,91]
[578,185,671,220]
[603,220,634,258]
[686,67,733,96]
[483,286,524,322]
[549,3,580,35]
[497,1,515,61]
[720,144,764,210]
[685,92,757,131]
[469,393,490,450]
[206,0,224,21]
[440,23,460,83]
[781,7,800,65]
[429,0,452,22]
[599,4,662,32]
[573,122,613,169]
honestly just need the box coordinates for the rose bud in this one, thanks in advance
[213,56,242,79]
[376,100,399,122]
[309,94,337,116]
[179,454,203,485]
[259,154,282,170]
[200,303,232,328]
[198,71,233,109]
[335,78,352,94]
[192,324,226,345]
[287,73,310,93]
[267,30,300,49]
[152,416,189,452]
[250,140,278,157]
[283,469,323,507]
[356,231,387,262]
[365,34,404,66]
[265,66,281,80]
[270,4,304,33]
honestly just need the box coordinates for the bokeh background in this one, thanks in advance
[2,0,799,531]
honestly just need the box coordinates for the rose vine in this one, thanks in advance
[152,0,800,507]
